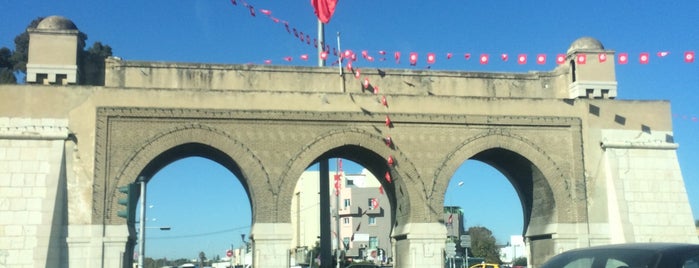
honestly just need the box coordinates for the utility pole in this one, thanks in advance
[138,176,146,268]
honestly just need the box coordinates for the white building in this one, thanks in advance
[499,235,527,264]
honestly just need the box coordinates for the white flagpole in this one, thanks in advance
[337,32,345,92]
[317,19,325,67]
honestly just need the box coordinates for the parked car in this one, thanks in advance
[540,243,699,268]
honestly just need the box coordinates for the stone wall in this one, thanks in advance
[0,118,70,268]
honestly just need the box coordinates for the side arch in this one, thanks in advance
[105,123,269,224]
[435,129,584,236]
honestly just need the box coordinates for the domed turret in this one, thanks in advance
[36,16,78,31]
[567,37,605,54]
[27,15,80,85]
[565,37,617,99]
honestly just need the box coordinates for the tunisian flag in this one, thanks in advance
[311,0,338,24]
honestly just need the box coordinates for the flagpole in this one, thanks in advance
[317,19,325,67]
[337,32,345,93]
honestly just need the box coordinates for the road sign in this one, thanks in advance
[445,242,457,257]
[460,235,471,248]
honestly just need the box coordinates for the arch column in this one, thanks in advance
[251,222,293,268]
[392,222,447,268]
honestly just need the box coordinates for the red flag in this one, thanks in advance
[598,53,607,63]
[300,54,309,61]
[427,53,436,65]
[576,54,586,64]
[385,171,392,183]
[556,54,566,64]
[320,51,328,60]
[363,78,370,89]
[387,155,394,166]
[394,52,401,64]
[685,51,695,63]
[517,54,527,65]
[618,53,629,64]
[536,54,546,64]
[479,54,489,64]
[501,53,509,62]
[385,116,392,127]
[381,96,388,107]
[639,52,650,64]
[464,53,471,60]
[371,198,379,209]
[373,86,379,95]
[657,51,669,57]
[379,185,384,195]
[283,56,292,62]
[260,9,271,16]
[446,53,453,59]
[384,136,392,147]
[310,0,338,24]
[409,52,418,66]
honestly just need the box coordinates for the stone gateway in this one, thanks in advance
[0,16,696,268]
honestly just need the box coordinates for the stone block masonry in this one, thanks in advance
[0,118,70,268]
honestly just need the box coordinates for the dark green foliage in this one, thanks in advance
[467,226,502,264]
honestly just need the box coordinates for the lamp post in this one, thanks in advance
[138,177,146,268]
[241,234,247,268]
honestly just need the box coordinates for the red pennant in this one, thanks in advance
[685,51,695,63]
[464,53,471,60]
[264,59,272,64]
[379,185,384,195]
[501,53,509,61]
[618,53,629,64]
[260,9,271,16]
[517,54,527,65]
[598,53,607,63]
[409,52,418,66]
[446,53,453,59]
[427,53,436,64]
[387,155,394,166]
[657,51,669,57]
[576,54,587,64]
[394,52,401,64]
[320,51,328,60]
[384,136,392,147]
[354,69,361,79]
[536,54,546,64]
[639,52,650,64]
[378,50,386,55]
[479,54,489,64]
[373,86,379,95]
[371,198,379,209]
[556,54,566,64]
[363,78,370,89]
[385,171,392,183]
[366,56,374,62]
[300,54,309,61]
[381,96,388,107]
[361,50,369,59]
[283,56,292,62]
[311,0,338,24]
[385,115,392,127]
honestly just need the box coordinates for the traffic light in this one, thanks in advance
[117,183,138,224]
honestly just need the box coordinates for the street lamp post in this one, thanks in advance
[138,177,146,268]
[241,234,247,268]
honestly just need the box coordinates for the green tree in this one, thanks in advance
[467,226,502,264]
[513,256,527,266]
[0,47,16,84]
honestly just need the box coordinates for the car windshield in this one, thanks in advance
[541,248,661,268]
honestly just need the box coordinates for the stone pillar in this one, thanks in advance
[392,222,447,268]
[251,223,292,268]
[66,224,130,268]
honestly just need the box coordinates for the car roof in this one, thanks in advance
[567,243,699,252]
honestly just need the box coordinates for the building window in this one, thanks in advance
[369,236,378,249]
[344,199,351,208]
[368,216,376,225]
[343,218,350,224]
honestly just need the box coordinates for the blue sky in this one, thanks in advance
[3,0,699,260]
